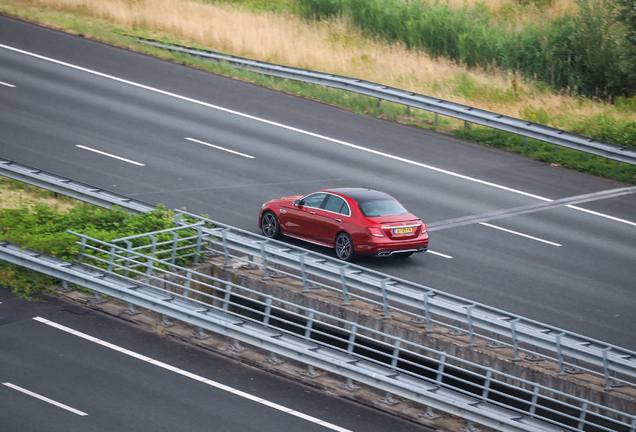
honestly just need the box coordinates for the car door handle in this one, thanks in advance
[309,211,315,215]
[335,218,341,222]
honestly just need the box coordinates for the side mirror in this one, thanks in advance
[293,199,301,206]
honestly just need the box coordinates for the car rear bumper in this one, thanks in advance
[374,246,428,257]
[355,235,429,256]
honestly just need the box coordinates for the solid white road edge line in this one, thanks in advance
[32,316,353,432]
[3,382,89,416]
[0,80,16,87]
[479,223,562,246]
[76,145,145,166]
[2,43,634,228]
[185,137,255,159]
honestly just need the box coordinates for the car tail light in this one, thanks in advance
[421,223,427,234]
[367,227,385,237]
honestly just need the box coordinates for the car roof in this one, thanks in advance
[324,188,393,202]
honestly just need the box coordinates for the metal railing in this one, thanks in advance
[1,239,635,432]
[163,210,636,390]
[134,37,636,166]
[2,159,635,387]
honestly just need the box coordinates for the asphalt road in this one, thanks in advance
[1,16,635,349]
[0,287,431,432]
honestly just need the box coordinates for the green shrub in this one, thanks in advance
[296,0,634,98]
[0,197,180,298]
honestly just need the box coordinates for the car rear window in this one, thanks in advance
[357,198,408,217]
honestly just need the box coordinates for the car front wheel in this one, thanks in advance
[261,211,280,239]
[335,232,354,261]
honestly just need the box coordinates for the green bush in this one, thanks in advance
[0,195,180,298]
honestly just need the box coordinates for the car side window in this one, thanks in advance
[300,193,328,208]
[323,195,350,216]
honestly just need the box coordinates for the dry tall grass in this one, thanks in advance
[4,0,630,126]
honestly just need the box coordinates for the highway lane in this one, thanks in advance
[0,288,430,432]
[1,16,635,348]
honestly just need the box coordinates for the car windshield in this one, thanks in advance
[357,198,409,217]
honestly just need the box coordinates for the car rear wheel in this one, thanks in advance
[335,232,354,261]
[261,211,280,239]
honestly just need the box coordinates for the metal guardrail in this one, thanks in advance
[134,37,636,165]
[2,239,635,432]
[165,210,636,390]
[2,159,635,387]
[0,158,154,213]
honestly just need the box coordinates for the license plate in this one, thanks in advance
[393,227,413,234]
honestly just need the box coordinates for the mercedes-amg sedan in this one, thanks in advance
[258,188,428,261]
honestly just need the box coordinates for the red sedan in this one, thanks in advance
[258,188,428,261]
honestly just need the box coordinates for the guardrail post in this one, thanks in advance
[125,302,141,315]
[193,226,203,265]
[303,365,322,378]
[92,290,106,304]
[510,318,522,361]
[419,406,440,420]
[435,113,438,125]
[466,305,477,347]
[379,278,391,319]
[342,378,360,392]
[524,137,528,147]
[347,325,357,354]
[122,240,132,277]
[223,283,232,311]
[150,235,157,256]
[170,231,179,266]
[391,340,401,370]
[78,237,87,262]
[603,347,614,390]
[340,266,351,306]
[556,332,566,375]
[222,229,232,268]
[481,370,492,400]
[380,392,399,405]
[577,401,589,430]
[411,291,434,332]
[436,354,446,385]
[145,257,155,284]
[264,298,273,325]
[182,270,192,298]
[305,312,314,339]
[261,240,271,279]
[107,245,116,273]
[299,253,310,293]
[529,386,540,415]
